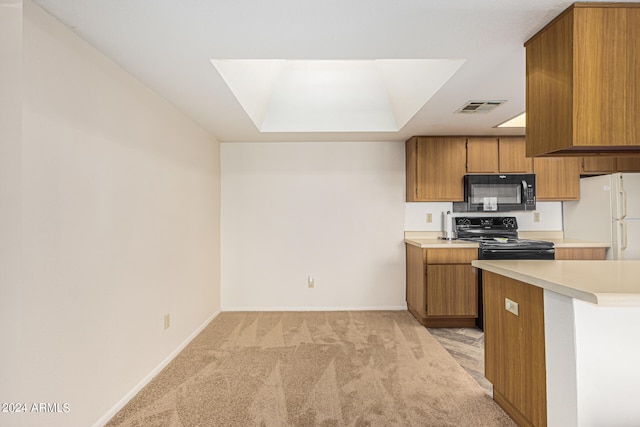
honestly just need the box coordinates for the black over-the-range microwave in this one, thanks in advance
[454,174,536,212]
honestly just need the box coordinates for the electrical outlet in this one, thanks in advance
[533,212,541,223]
[505,298,519,316]
[164,314,171,330]
[426,213,433,223]
[308,275,314,288]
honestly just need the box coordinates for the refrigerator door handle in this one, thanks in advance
[619,188,627,219]
[620,220,628,250]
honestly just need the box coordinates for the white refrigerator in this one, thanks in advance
[563,173,640,260]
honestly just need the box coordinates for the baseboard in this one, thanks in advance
[220,304,408,312]
[93,309,221,427]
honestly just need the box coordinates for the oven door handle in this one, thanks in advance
[480,248,555,259]
[481,249,554,253]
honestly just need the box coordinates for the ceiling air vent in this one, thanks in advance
[456,100,506,114]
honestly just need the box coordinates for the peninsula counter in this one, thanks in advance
[472,260,640,427]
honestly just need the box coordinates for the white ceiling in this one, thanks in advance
[29,0,638,143]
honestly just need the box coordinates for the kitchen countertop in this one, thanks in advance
[404,238,480,248]
[472,259,640,306]
[404,236,610,249]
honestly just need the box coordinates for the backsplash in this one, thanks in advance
[405,201,563,232]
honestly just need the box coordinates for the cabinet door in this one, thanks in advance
[415,137,467,201]
[426,265,477,316]
[582,157,617,174]
[617,157,640,172]
[533,157,581,200]
[499,137,533,173]
[466,138,499,173]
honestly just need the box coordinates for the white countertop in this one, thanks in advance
[472,260,640,306]
[404,238,480,248]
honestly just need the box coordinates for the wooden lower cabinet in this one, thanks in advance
[555,247,606,260]
[484,271,547,427]
[406,244,428,319]
[480,246,605,427]
[427,265,477,316]
[406,245,478,327]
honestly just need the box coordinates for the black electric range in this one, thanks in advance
[455,216,555,260]
[454,216,555,329]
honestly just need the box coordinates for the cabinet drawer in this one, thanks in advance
[426,248,477,264]
[555,247,606,260]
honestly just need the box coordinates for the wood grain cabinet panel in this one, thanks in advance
[405,245,478,327]
[426,265,477,317]
[534,157,581,200]
[484,271,547,427]
[426,248,477,264]
[466,137,534,174]
[466,138,499,173]
[499,137,534,173]
[617,157,640,172]
[406,137,467,201]
[406,244,427,319]
[555,247,606,260]
[581,157,640,174]
[582,157,618,174]
[525,4,640,156]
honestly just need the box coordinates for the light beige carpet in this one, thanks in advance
[106,311,515,426]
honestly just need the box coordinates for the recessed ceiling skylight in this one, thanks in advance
[211,59,465,133]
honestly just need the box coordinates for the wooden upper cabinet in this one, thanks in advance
[406,137,467,201]
[534,157,581,200]
[617,157,640,172]
[467,137,533,174]
[466,138,499,173]
[525,4,640,156]
[581,156,640,174]
[498,137,534,173]
[582,157,618,174]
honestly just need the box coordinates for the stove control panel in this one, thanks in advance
[455,216,518,229]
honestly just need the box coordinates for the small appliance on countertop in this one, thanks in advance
[440,211,456,240]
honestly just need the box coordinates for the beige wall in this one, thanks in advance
[1,2,221,426]
[0,0,24,412]
[221,141,406,310]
